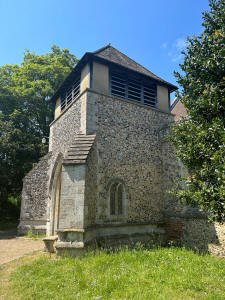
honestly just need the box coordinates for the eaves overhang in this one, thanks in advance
[51,49,177,103]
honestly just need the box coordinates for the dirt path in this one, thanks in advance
[0,229,43,265]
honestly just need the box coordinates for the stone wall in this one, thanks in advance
[19,88,225,256]
[159,127,186,215]
[49,94,84,155]
[86,90,174,225]
[19,94,84,235]
[47,95,85,233]
[165,214,225,256]
[160,128,225,256]
[83,90,225,256]
[18,152,52,234]
[84,141,98,228]
[58,164,86,229]
[180,219,225,256]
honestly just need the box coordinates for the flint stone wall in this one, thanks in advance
[86,90,174,225]
[160,127,225,256]
[165,214,225,256]
[47,95,84,234]
[49,94,83,156]
[18,152,52,234]
[19,94,83,234]
[181,219,225,256]
[19,88,225,256]
[84,141,98,228]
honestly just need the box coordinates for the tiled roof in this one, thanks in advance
[51,44,177,102]
[171,98,187,121]
[63,134,96,164]
[92,45,176,88]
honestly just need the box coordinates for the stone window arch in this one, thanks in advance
[109,180,125,216]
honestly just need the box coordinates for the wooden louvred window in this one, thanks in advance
[110,71,157,108]
[60,77,80,111]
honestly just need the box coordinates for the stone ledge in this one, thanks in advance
[55,241,84,249]
[164,211,208,220]
[56,223,166,248]
[43,236,58,253]
[50,87,174,127]
[43,235,58,241]
[19,219,48,222]
[57,228,85,233]
[87,88,173,116]
[87,221,165,229]
[63,159,86,165]
[55,230,166,257]
[63,134,96,165]
[17,222,47,235]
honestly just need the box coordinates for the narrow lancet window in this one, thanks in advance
[110,183,116,215]
[109,181,125,216]
[117,183,123,215]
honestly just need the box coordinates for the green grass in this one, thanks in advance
[7,246,225,300]
[24,227,45,240]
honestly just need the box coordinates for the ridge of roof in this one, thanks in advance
[91,45,177,89]
[91,44,110,54]
[51,45,177,102]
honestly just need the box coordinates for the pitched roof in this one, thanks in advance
[91,45,176,88]
[170,98,187,121]
[51,44,177,102]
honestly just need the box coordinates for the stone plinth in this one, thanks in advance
[55,223,166,257]
[43,236,58,253]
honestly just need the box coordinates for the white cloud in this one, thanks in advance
[161,42,168,49]
[174,38,187,51]
[166,38,187,63]
[172,54,183,62]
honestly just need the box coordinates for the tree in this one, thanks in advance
[0,46,78,218]
[170,0,225,222]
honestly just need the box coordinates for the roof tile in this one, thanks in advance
[92,45,176,88]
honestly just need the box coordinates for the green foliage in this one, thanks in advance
[8,248,225,299]
[0,45,78,216]
[170,0,225,222]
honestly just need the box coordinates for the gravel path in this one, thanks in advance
[0,229,43,265]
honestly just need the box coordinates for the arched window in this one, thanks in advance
[110,181,125,216]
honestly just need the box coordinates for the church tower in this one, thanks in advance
[19,45,178,256]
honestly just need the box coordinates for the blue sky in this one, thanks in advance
[0,0,209,93]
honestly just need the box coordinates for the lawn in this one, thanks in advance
[1,247,225,300]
